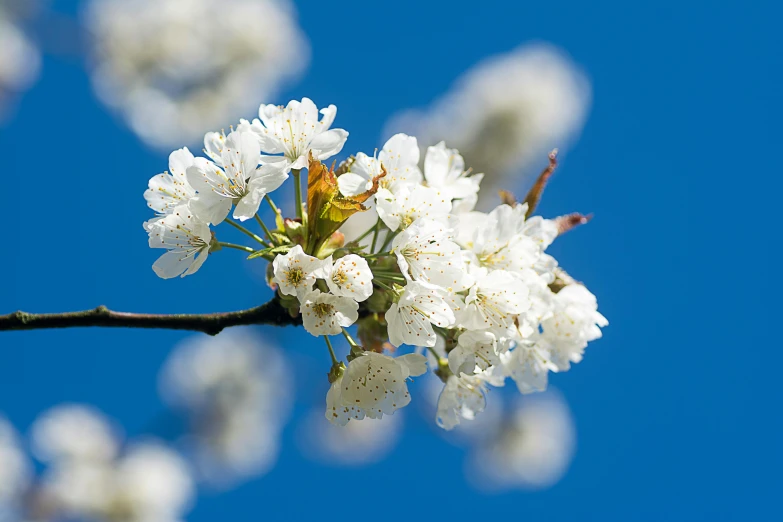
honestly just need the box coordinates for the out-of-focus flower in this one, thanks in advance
[159,329,293,487]
[82,0,309,150]
[40,442,194,522]
[31,404,120,464]
[384,44,590,205]
[297,409,403,467]
[0,417,32,516]
[0,9,41,123]
[465,390,576,491]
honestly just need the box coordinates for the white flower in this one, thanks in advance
[506,337,552,394]
[423,142,483,211]
[337,352,427,420]
[376,184,451,232]
[300,289,359,336]
[187,129,288,224]
[83,0,309,149]
[459,270,530,330]
[436,374,489,430]
[271,245,330,299]
[337,133,422,197]
[465,203,558,279]
[0,418,31,506]
[384,44,589,204]
[325,374,367,426]
[31,404,119,463]
[144,147,197,215]
[0,15,40,121]
[323,254,374,302]
[391,218,470,291]
[246,97,348,171]
[114,443,194,520]
[449,330,502,376]
[541,284,608,371]
[386,281,455,348]
[147,206,212,279]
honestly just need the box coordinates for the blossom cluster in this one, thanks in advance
[143,97,607,431]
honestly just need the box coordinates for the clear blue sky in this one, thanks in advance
[1,0,780,520]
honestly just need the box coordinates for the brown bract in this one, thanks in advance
[306,152,386,255]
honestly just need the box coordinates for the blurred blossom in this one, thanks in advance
[0,417,32,516]
[297,409,403,467]
[82,0,310,150]
[40,442,194,522]
[0,8,41,123]
[31,404,120,464]
[159,329,293,487]
[465,390,576,491]
[384,43,590,205]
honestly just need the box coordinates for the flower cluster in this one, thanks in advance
[143,97,607,431]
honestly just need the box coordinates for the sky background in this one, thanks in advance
[1,0,781,520]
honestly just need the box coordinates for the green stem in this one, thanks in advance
[265,194,282,217]
[354,220,380,245]
[379,229,397,252]
[218,242,255,253]
[226,219,269,246]
[373,280,394,291]
[293,168,303,220]
[341,327,359,347]
[370,218,382,253]
[255,214,275,242]
[324,335,338,365]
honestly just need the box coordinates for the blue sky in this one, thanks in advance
[1,0,781,520]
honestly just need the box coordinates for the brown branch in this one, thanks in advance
[523,149,559,217]
[0,298,301,336]
[555,212,593,235]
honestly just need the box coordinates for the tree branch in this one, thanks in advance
[0,298,301,336]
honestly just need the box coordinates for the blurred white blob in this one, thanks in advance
[465,390,576,491]
[384,43,590,205]
[297,409,403,467]
[159,329,293,487]
[31,404,120,464]
[41,442,194,522]
[0,417,32,514]
[30,405,194,521]
[82,0,310,150]
[0,9,41,123]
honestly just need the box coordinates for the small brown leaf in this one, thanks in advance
[499,189,518,207]
[555,212,593,235]
[522,149,558,217]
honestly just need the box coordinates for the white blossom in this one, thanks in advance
[187,129,288,224]
[83,0,309,149]
[0,418,31,510]
[386,281,455,348]
[376,184,451,232]
[336,352,427,421]
[245,97,347,172]
[466,391,576,490]
[271,245,330,300]
[459,270,530,330]
[391,218,470,291]
[506,337,552,394]
[384,43,589,204]
[31,405,119,464]
[147,206,212,279]
[338,133,422,198]
[423,142,483,211]
[159,331,292,487]
[323,254,374,302]
[300,289,359,336]
[0,12,40,122]
[542,284,608,371]
[449,330,502,376]
[436,374,490,430]
[144,147,197,215]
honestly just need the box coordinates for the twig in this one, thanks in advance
[523,149,559,217]
[0,298,300,336]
